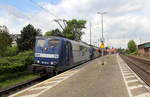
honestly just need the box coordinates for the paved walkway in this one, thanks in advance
[10,54,150,97]
[38,54,129,97]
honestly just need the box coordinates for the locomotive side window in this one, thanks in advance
[80,46,86,56]
[36,39,45,47]
[48,39,60,47]
[79,46,84,50]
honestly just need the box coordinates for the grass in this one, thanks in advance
[130,54,150,60]
[139,55,150,60]
[0,71,39,90]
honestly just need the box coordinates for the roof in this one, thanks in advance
[107,48,117,53]
[138,42,150,48]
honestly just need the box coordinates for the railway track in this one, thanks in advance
[120,54,150,87]
[0,76,48,97]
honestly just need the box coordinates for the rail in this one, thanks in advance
[120,54,150,87]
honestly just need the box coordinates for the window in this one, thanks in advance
[48,39,60,48]
[36,39,45,47]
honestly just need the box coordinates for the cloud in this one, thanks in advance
[0,4,29,20]
[0,4,58,33]
[0,0,150,48]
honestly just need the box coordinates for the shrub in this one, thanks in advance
[1,46,18,57]
[130,50,138,55]
[0,58,10,66]
[0,50,34,74]
[24,55,34,66]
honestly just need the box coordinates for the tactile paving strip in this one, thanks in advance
[117,54,150,97]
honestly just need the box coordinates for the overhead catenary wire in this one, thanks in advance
[29,0,67,31]
[29,0,58,18]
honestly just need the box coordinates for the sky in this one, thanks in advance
[0,0,150,48]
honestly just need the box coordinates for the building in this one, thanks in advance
[138,42,150,56]
[107,48,117,54]
[10,34,21,46]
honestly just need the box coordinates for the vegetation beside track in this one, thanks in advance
[0,50,39,90]
[130,55,150,60]
[0,50,34,73]
[0,71,38,90]
[140,55,150,59]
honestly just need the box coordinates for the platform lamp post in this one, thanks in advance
[97,11,107,56]
[89,22,92,45]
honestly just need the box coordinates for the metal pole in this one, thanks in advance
[101,14,104,40]
[97,12,107,56]
[90,22,92,45]
[101,14,104,56]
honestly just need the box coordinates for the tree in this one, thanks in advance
[0,26,12,56]
[45,28,62,37]
[63,19,86,40]
[17,24,41,51]
[117,47,126,54]
[44,19,86,41]
[127,40,137,53]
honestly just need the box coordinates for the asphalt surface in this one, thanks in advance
[38,55,129,97]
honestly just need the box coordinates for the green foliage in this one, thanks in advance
[130,51,138,55]
[17,24,41,51]
[45,28,62,37]
[0,51,34,74]
[63,19,86,40]
[127,40,137,54]
[44,19,86,41]
[117,47,126,53]
[0,50,35,89]
[24,54,34,66]
[0,71,38,89]
[2,46,18,57]
[0,29,12,56]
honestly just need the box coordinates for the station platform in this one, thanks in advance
[10,54,150,97]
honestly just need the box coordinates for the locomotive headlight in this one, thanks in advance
[50,61,57,65]
[37,60,40,63]
[51,62,54,65]
[44,48,48,51]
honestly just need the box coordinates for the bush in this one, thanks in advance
[0,58,10,66]
[0,63,25,74]
[0,50,34,74]
[24,55,34,66]
[130,50,138,55]
[1,46,18,57]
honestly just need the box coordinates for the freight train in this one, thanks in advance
[32,36,100,75]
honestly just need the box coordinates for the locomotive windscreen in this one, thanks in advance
[48,39,60,47]
[36,39,46,47]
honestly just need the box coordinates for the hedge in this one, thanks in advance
[0,50,34,74]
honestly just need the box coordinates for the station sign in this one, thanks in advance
[100,43,105,48]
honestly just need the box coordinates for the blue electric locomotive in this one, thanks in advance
[32,36,91,75]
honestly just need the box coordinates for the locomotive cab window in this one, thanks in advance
[48,39,60,48]
[36,39,46,47]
